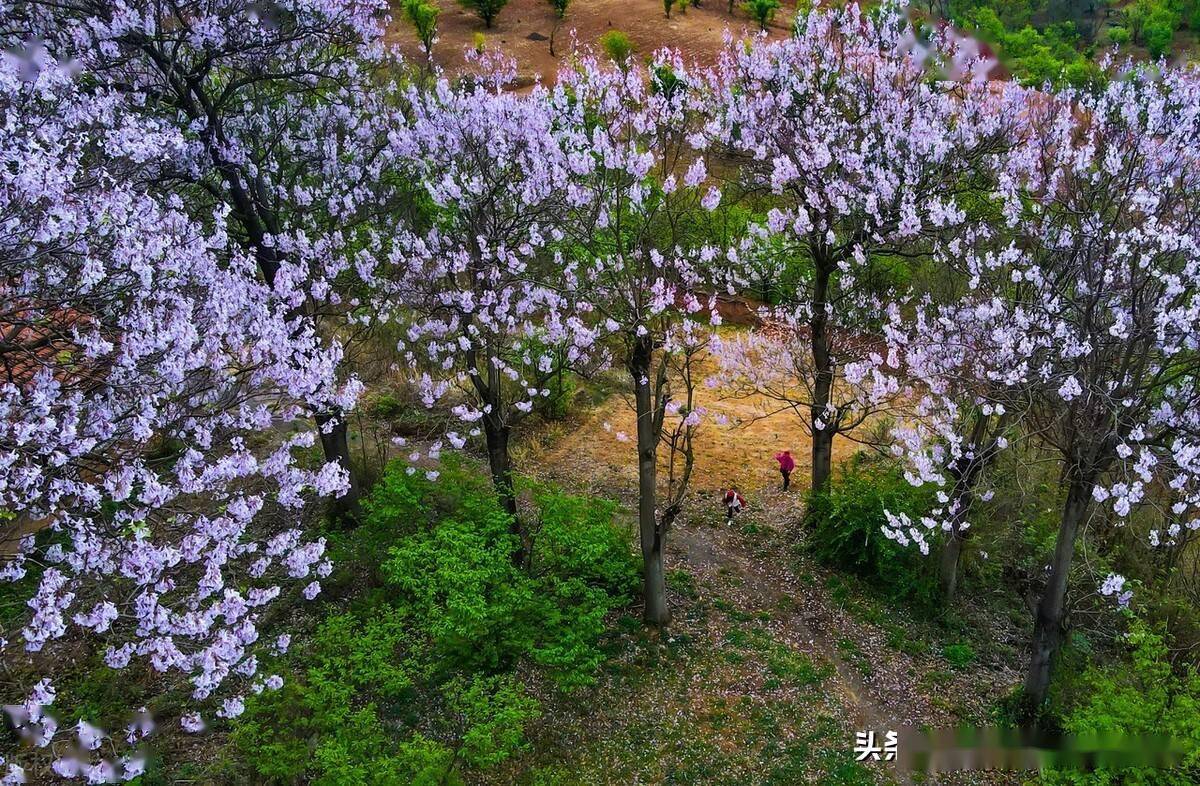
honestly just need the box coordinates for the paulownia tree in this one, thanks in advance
[880,294,1021,601]
[551,52,724,625]
[383,70,600,559]
[9,0,415,520]
[0,52,350,780]
[708,3,1013,497]
[886,64,1200,705]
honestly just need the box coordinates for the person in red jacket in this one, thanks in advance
[723,486,746,525]
[775,450,795,491]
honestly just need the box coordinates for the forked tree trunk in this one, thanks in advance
[631,336,669,626]
[1024,471,1094,705]
[316,409,361,522]
[940,410,1010,601]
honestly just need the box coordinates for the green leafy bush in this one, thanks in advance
[964,8,1102,88]
[1143,3,1179,58]
[743,0,781,30]
[447,674,540,769]
[541,370,577,420]
[1042,618,1200,785]
[385,498,531,671]
[1107,25,1132,45]
[806,457,938,606]
[230,611,440,785]
[232,460,635,783]
[382,464,637,687]
[599,30,635,66]
[531,486,639,598]
[457,0,508,28]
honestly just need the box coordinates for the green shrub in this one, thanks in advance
[368,391,406,420]
[457,0,508,28]
[384,497,531,671]
[447,674,540,769]
[806,457,937,607]
[942,642,976,670]
[232,462,634,782]
[1107,25,1132,45]
[403,0,439,59]
[1042,618,1200,785]
[1143,6,1178,58]
[382,466,636,687]
[743,0,781,30]
[964,8,1102,88]
[599,30,634,66]
[531,486,638,598]
[230,611,437,785]
[541,370,577,420]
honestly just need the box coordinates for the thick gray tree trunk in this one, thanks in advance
[631,337,669,626]
[940,528,964,601]
[1024,472,1093,704]
[483,417,526,565]
[809,249,835,498]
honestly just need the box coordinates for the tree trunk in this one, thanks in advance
[940,528,963,601]
[483,417,525,565]
[1024,471,1093,705]
[940,410,1009,602]
[631,336,670,626]
[316,409,361,523]
[550,18,560,57]
[809,250,835,497]
[810,428,834,498]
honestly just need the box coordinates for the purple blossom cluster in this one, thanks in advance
[0,1,389,778]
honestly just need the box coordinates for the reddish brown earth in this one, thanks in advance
[385,0,800,83]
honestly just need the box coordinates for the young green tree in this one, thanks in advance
[547,0,569,56]
[599,29,635,67]
[459,0,508,28]
[743,0,780,30]
[1142,2,1179,58]
[405,0,440,66]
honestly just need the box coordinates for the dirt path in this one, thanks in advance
[675,517,893,728]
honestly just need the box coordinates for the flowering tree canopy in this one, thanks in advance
[708,3,1014,495]
[883,61,1200,702]
[0,48,353,779]
[384,70,600,541]
[7,0,413,516]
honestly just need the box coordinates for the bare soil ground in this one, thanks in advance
[385,0,799,83]
[528,352,864,505]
